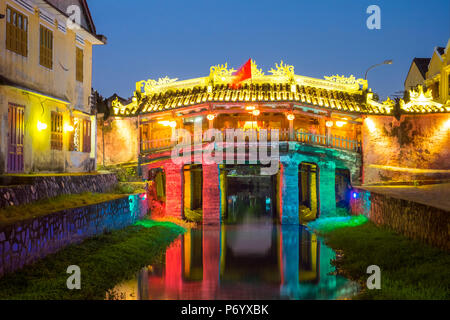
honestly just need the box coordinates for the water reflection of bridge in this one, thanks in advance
[110,225,357,300]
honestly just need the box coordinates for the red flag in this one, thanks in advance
[231,59,252,89]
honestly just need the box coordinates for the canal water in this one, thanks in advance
[107,182,359,300]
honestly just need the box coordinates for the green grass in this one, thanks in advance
[0,192,127,227]
[309,216,450,300]
[113,182,147,194]
[0,220,185,300]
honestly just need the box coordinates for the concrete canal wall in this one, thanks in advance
[350,187,449,250]
[0,193,148,278]
[0,173,118,208]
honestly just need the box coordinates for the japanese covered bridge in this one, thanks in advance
[103,60,449,225]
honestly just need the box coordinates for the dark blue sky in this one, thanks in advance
[89,0,449,100]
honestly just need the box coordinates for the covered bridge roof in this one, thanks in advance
[111,61,448,117]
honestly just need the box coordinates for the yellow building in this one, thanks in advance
[424,39,450,105]
[425,39,450,105]
[404,39,450,107]
[404,58,430,92]
[0,0,105,173]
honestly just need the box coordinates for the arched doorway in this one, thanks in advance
[298,162,319,222]
[183,164,203,221]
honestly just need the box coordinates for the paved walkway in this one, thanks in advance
[358,183,450,212]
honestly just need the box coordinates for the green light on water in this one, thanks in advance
[308,215,369,233]
[135,219,185,232]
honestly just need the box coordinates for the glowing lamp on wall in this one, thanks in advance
[245,106,256,111]
[336,121,347,127]
[252,109,260,116]
[287,113,295,121]
[37,121,47,131]
[352,192,358,199]
[206,114,215,121]
[444,119,450,130]
[325,121,333,128]
[64,124,74,132]
[158,120,176,128]
[365,118,376,133]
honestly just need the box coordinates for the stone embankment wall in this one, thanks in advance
[362,114,450,184]
[350,188,449,250]
[0,173,118,208]
[0,193,148,278]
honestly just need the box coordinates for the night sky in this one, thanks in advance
[88,0,449,100]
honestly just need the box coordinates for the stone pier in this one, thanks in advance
[318,161,337,217]
[279,159,300,225]
[164,163,184,219]
[202,164,221,225]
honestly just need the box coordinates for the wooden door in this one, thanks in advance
[7,104,24,173]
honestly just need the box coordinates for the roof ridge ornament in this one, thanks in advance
[268,60,295,81]
[251,60,265,77]
[324,74,368,90]
[136,77,179,94]
[209,63,236,82]
[409,85,433,101]
[400,85,446,112]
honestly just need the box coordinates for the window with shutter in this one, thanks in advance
[51,112,63,150]
[76,47,83,82]
[6,6,28,57]
[39,25,53,69]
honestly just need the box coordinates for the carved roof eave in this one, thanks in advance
[399,85,449,114]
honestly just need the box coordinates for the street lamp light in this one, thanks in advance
[364,60,393,80]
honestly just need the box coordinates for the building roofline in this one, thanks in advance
[42,0,106,45]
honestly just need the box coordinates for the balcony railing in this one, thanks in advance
[141,129,361,154]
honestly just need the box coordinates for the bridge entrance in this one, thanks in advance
[298,163,319,222]
[223,165,278,224]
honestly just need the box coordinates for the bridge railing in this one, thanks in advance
[141,129,361,153]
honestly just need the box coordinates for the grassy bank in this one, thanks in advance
[0,192,145,227]
[0,220,185,300]
[309,216,450,300]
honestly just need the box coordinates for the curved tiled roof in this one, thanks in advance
[116,83,394,117]
[111,61,448,117]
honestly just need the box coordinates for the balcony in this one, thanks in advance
[141,128,361,154]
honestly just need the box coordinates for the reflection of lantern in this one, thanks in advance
[326,121,333,128]
[245,106,255,111]
[336,121,346,127]
[287,113,295,121]
[207,114,215,121]
[252,109,260,116]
